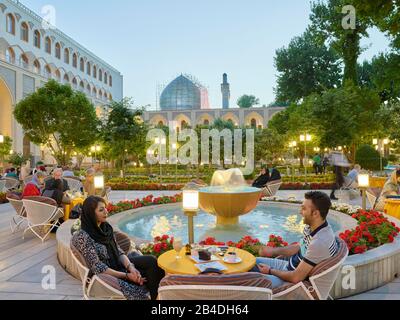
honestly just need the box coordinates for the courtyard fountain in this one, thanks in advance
[198,169,262,225]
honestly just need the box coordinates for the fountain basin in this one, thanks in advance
[199,186,262,225]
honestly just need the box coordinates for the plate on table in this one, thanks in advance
[223,256,242,264]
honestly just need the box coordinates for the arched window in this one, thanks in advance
[86,62,91,75]
[250,118,257,128]
[181,120,187,129]
[44,65,51,78]
[72,78,78,88]
[55,70,61,81]
[64,48,69,64]
[21,22,29,42]
[6,14,15,35]
[34,30,41,48]
[104,72,108,84]
[20,54,29,68]
[5,48,15,64]
[204,119,210,126]
[79,81,84,91]
[104,92,107,100]
[109,93,113,101]
[86,84,91,94]
[55,43,61,59]
[158,121,164,127]
[109,75,112,87]
[99,70,103,81]
[93,87,97,97]
[80,58,84,72]
[93,65,97,78]
[64,74,69,83]
[33,60,40,74]
[72,53,78,68]
[99,90,103,98]
[45,37,52,54]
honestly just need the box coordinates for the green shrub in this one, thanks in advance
[355,145,388,171]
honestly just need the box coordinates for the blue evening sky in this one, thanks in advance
[22,0,390,109]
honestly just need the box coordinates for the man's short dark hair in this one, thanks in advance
[305,191,332,220]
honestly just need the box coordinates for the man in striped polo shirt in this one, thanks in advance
[252,191,339,288]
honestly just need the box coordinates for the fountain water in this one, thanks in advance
[199,169,262,225]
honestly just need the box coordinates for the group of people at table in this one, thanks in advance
[71,191,338,300]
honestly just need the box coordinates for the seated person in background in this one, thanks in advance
[83,168,96,196]
[375,170,400,211]
[267,164,282,182]
[347,164,361,184]
[252,191,338,288]
[32,161,46,175]
[5,168,19,180]
[62,166,75,178]
[72,196,165,300]
[45,168,69,192]
[22,172,46,198]
[252,167,270,188]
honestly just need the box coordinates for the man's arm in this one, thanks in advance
[259,261,313,284]
[259,243,300,258]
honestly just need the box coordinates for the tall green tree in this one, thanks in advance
[0,136,12,169]
[254,129,285,164]
[237,95,259,109]
[274,30,341,103]
[309,0,370,84]
[14,80,99,165]
[102,99,148,175]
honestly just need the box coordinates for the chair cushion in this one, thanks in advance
[308,238,348,278]
[97,274,122,291]
[114,231,131,254]
[160,272,272,289]
[24,196,58,207]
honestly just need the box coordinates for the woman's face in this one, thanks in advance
[95,201,108,224]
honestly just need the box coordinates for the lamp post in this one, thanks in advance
[94,175,105,194]
[300,134,312,183]
[373,139,386,174]
[358,173,370,210]
[182,188,199,244]
[0,135,4,143]
[147,150,153,175]
[289,141,297,182]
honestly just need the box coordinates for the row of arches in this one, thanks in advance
[2,45,112,101]
[149,112,265,130]
[3,12,113,87]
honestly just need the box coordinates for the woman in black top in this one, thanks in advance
[252,168,270,188]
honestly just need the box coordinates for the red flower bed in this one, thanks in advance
[266,235,289,248]
[106,193,182,215]
[340,210,400,255]
[140,235,175,257]
[106,182,185,191]
[281,183,335,190]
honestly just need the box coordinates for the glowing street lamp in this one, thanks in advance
[183,188,199,244]
[0,135,4,143]
[358,173,370,210]
[300,133,312,183]
[94,175,105,190]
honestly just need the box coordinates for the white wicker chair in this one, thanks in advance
[70,243,126,300]
[262,180,282,198]
[22,199,64,243]
[0,180,6,193]
[273,238,349,300]
[7,196,26,233]
[158,285,272,300]
[64,177,83,192]
[4,177,20,191]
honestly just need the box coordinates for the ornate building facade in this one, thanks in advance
[0,0,123,162]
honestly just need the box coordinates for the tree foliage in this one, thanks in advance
[274,30,341,103]
[237,95,259,109]
[13,80,99,165]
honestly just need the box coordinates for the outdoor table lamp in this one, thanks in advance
[183,187,199,244]
[94,175,105,190]
[358,173,370,210]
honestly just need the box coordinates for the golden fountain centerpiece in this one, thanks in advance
[199,169,262,226]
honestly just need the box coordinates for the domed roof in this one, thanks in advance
[160,75,201,111]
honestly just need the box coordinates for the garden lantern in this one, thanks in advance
[358,173,370,210]
[94,175,105,190]
[182,187,200,244]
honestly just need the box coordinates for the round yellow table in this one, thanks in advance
[384,200,400,219]
[63,197,85,220]
[158,247,256,275]
[370,177,387,189]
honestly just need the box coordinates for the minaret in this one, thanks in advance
[221,73,230,109]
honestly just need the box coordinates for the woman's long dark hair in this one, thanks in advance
[81,196,123,271]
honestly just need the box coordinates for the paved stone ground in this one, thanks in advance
[0,190,393,300]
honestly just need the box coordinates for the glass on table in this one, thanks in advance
[173,237,183,260]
